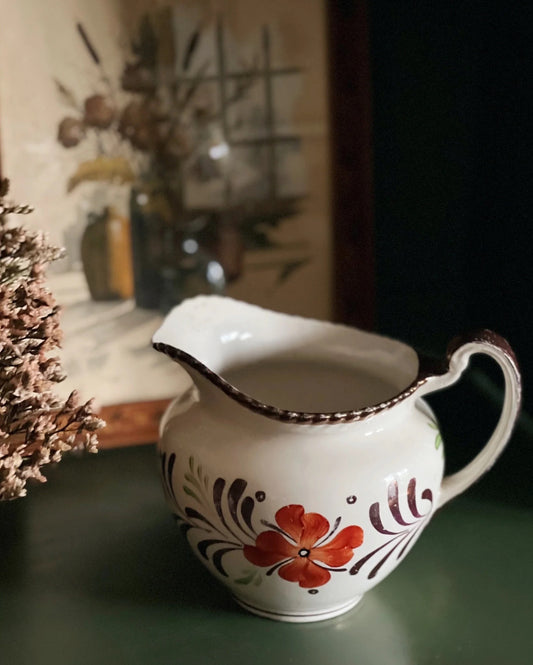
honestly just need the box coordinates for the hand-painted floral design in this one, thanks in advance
[243,504,364,588]
[350,478,433,580]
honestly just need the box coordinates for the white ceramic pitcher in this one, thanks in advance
[153,296,521,622]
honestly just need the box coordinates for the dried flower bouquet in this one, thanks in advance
[0,179,104,500]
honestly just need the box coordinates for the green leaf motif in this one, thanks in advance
[183,456,211,507]
[235,568,262,586]
[428,422,442,450]
[183,485,201,503]
[185,472,202,492]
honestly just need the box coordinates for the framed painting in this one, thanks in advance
[0,0,374,446]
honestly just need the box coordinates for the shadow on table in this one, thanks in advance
[85,514,237,613]
[83,517,412,664]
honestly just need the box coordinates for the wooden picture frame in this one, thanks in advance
[0,0,374,448]
[327,0,375,331]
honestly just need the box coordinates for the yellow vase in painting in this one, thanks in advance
[81,206,134,301]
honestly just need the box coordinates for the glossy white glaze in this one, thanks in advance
[154,296,521,622]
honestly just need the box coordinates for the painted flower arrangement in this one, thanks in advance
[54,15,306,308]
[54,18,265,212]
[0,179,104,500]
[55,20,212,195]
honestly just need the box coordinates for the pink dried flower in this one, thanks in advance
[0,178,105,500]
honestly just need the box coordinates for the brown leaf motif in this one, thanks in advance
[349,478,433,580]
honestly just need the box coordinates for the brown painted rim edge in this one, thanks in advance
[153,330,519,425]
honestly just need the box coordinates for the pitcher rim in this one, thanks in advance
[152,341,447,425]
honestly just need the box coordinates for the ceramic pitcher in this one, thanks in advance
[153,296,521,622]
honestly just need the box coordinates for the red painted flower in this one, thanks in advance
[243,504,364,588]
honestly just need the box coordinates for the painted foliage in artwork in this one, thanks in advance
[0,0,332,405]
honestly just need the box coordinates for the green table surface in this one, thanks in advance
[1,444,532,665]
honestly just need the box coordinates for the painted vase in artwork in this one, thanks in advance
[129,184,226,312]
[80,205,134,301]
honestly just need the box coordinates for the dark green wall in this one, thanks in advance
[369,2,532,504]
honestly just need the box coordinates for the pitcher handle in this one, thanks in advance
[419,330,522,508]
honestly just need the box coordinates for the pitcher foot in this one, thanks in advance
[232,595,363,623]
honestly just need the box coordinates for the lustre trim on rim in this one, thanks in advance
[153,329,519,424]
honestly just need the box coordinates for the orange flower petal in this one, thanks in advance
[300,512,330,549]
[279,558,331,588]
[311,526,364,567]
[243,531,298,567]
[275,504,305,542]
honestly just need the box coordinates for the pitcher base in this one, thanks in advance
[233,595,363,623]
